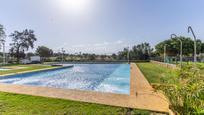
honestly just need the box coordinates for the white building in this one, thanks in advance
[20,59,31,64]
[30,56,41,62]
[20,56,41,64]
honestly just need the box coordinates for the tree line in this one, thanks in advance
[155,36,204,56]
[1,23,204,63]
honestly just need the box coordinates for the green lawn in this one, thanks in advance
[136,63,177,84]
[0,64,54,75]
[137,62,204,84]
[0,92,149,115]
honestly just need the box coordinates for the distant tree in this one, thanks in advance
[26,52,35,58]
[36,46,53,58]
[118,48,129,60]
[100,55,106,61]
[111,53,117,60]
[117,43,152,61]
[9,29,37,63]
[195,39,203,55]
[82,53,88,60]
[155,36,202,56]
[201,43,204,53]
[130,42,153,60]
[10,48,26,59]
[88,54,96,61]
[0,24,6,50]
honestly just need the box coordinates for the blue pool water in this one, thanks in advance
[0,64,130,94]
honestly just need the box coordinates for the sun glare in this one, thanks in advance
[58,0,92,15]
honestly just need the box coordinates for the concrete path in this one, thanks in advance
[0,63,170,113]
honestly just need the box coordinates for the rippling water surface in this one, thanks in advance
[0,64,130,94]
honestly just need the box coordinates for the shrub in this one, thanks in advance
[155,64,204,114]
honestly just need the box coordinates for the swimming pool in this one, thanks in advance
[0,64,130,94]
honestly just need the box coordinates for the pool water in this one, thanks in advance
[0,64,130,94]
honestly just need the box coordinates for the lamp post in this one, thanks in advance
[171,34,182,66]
[188,26,197,63]
[164,44,167,63]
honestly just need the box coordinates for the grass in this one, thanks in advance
[179,62,204,74]
[0,64,54,75]
[136,63,177,84]
[137,62,204,114]
[173,62,204,73]
[0,92,150,115]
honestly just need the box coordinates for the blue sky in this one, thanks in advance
[0,0,204,54]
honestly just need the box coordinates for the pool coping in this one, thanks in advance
[0,63,170,113]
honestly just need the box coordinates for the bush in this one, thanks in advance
[155,64,204,114]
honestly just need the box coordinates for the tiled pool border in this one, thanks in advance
[0,63,170,113]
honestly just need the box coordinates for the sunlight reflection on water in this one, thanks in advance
[0,64,130,94]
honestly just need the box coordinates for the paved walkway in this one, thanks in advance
[0,63,170,113]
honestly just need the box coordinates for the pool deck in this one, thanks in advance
[0,63,170,113]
